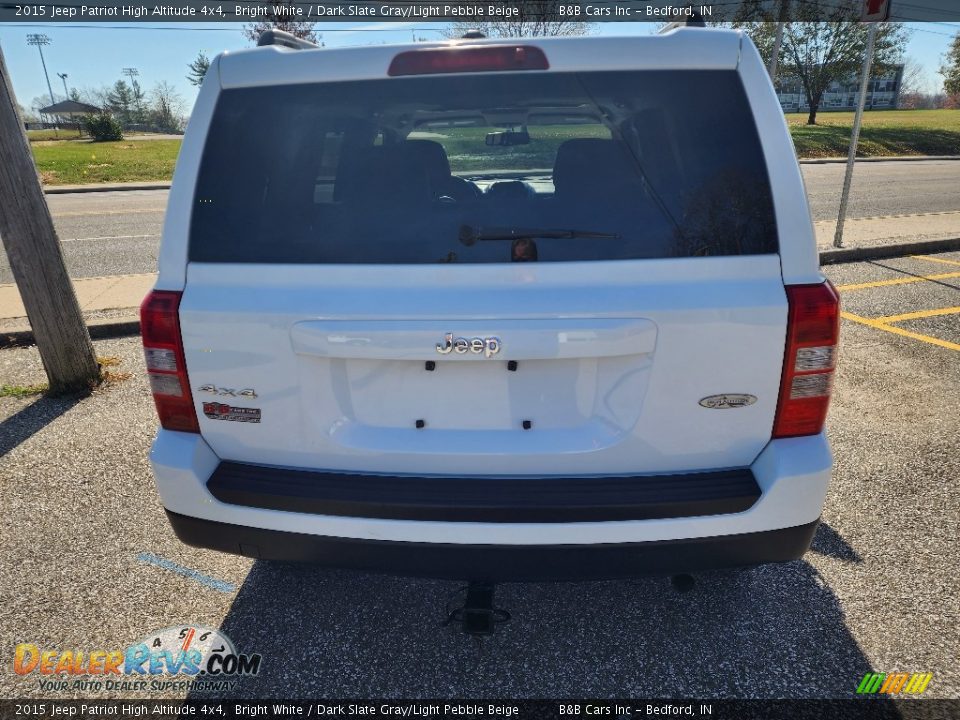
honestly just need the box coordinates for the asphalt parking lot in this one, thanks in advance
[1,252,957,700]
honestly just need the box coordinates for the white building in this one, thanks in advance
[776,65,904,112]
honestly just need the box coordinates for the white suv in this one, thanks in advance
[141,27,839,580]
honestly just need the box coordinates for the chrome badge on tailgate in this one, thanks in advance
[699,394,758,409]
[435,333,502,358]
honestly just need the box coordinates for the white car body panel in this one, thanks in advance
[147,28,831,561]
[180,256,786,476]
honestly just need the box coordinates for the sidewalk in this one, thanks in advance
[1,274,153,346]
[816,211,960,263]
[2,215,960,346]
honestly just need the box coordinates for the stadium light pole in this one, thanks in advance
[122,67,142,120]
[27,34,58,137]
[26,34,56,109]
[57,72,68,98]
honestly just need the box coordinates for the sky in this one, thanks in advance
[0,20,958,115]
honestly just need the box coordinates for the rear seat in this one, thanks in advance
[552,138,647,205]
[335,140,478,205]
[549,138,664,259]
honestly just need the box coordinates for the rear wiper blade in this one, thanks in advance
[459,224,620,246]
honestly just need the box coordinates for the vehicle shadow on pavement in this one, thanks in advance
[0,395,81,458]
[192,556,878,698]
[810,522,863,563]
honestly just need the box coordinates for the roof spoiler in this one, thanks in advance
[257,29,318,50]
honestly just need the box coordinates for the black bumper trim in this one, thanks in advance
[206,462,761,523]
[165,510,819,581]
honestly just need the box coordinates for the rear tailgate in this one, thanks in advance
[181,257,785,476]
[168,32,800,478]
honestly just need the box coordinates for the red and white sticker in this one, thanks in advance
[202,402,261,423]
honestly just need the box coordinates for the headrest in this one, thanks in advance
[399,139,452,186]
[552,138,643,197]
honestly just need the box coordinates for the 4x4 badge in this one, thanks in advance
[436,333,501,358]
[699,394,757,409]
[198,384,257,399]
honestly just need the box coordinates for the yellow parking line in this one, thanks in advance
[840,311,960,352]
[910,254,960,268]
[834,272,960,292]
[874,306,960,323]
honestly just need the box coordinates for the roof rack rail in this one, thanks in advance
[658,11,707,32]
[257,29,318,50]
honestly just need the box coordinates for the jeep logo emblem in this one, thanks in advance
[436,333,501,358]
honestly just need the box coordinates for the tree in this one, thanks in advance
[106,79,133,125]
[82,113,123,141]
[443,2,593,38]
[18,102,40,123]
[130,80,147,124]
[941,31,960,97]
[187,51,210,87]
[242,3,317,45]
[897,56,933,110]
[731,2,908,125]
[149,80,185,133]
[68,88,81,102]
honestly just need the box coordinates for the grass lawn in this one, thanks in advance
[29,110,960,185]
[32,139,181,185]
[787,109,960,158]
[26,128,85,141]
[436,124,609,172]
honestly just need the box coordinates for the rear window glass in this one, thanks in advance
[190,70,777,264]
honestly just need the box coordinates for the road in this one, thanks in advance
[1,252,957,700]
[1,160,959,283]
[801,159,960,220]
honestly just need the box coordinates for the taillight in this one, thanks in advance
[388,46,549,76]
[140,290,200,433]
[772,281,840,439]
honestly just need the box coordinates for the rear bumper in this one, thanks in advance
[205,462,761,523]
[167,509,819,581]
[149,429,832,578]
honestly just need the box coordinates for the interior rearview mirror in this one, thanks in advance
[485,130,531,147]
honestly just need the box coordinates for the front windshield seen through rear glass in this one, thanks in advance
[190,70,777,264]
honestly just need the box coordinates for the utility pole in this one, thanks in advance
[0,47,100,394]
[767,0,791,84]
[834,22,879,248]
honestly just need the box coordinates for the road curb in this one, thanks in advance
[43,183,171,194]
[1,319,140,349]
[819,237,960,265]
[799,155,960,165]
